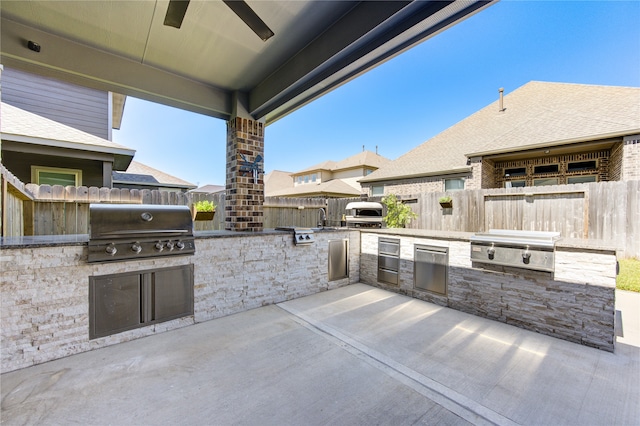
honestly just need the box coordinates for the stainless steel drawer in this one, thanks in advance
[378,254,399,271]
[379,239,400,256]
[378,268,399,285]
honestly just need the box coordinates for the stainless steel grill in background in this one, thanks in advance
[88,204,195,263]
[470,229,561,272]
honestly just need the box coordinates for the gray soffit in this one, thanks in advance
[0,1,494,125]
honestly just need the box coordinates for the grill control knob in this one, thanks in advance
[131,242,142,253]
[487,245,496,260]
[166,241,175,250]
[176,241,185,250]
[522,249,531,264]
[105,244,117,256]
[154,241,164,252]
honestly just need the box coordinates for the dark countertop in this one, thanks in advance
[0,234,90,248]
[1,228,617,254]
[0,228,350,249]
[359,228,620,253]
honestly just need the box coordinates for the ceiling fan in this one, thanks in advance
[164,0,275,41]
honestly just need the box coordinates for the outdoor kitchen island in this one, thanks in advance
[359,228,618,352]
[0,228,360,373]
[1,226,617,373]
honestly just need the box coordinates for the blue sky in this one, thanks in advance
[113,0,640,187]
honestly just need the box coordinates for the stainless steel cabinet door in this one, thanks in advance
[154,265,194,321]
[414,245,448,295]
[90,273,142,339]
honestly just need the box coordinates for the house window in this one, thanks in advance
[444,178,464,191]
[365,169,374,176]
[504,167,526,177]
[568,161,597,172]
[372,185,384,196]
[533,164,559,174]
[297,176,302,184]
[304,175,309,183]
[311,173,317,182]
[568,175,597,184]
[32,166,82,186]
[505,180,526,188]
[533,177,558,186]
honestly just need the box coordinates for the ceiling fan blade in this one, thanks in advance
[164,0,190,29]
[222,0,275,41]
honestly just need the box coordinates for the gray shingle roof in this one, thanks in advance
[267,178,361,197]
[297,150,389,174]
[361,81,640,183]
[112,161,196,189]
[1,102,134,153]
[1,101,135,170]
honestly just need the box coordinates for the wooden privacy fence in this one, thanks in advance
[2,173,638,257]
[263,197,328,228]
[402,181,639,257]
[1,183,226,235]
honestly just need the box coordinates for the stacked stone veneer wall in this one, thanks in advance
[0,231,360,373]
[360,232,616,351]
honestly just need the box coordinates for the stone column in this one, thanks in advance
[225,115,265,232]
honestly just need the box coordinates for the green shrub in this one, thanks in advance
[194,200,216,212]
[382,194,417,228]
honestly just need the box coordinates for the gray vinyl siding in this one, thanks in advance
[2,68,109,139]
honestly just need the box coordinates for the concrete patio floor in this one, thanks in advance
[1,284,638,425]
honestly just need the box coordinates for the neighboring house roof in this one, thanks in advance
[297,150,389,174]
[191,184,225,194]
[297,160,337,174]
[1,102,135,170]
[269,150,390,197]
[112,161,196,190]
[264,170,294,194]
[333,150,390,170]
[361,81,640,183]
[268,177,361,198]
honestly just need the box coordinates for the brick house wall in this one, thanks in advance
[622,134,640,180]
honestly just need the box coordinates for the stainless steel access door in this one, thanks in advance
[89,264,194,339]
[328,239,349,281]
[414,245,448,296]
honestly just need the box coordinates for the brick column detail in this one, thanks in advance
[225,117,265,232]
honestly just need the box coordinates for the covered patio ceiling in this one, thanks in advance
[1,0,493,124]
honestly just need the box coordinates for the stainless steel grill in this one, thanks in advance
[88,204,195,263]
[470,229,561,272]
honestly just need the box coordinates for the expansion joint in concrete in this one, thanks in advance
[275,302,519,426]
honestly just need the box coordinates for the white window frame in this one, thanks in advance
[444,178,465,191]
[533,177,558,186]
[505,180,526,188]
[567,175,597,184]
[31,165,82,186]
[371,185,384,196]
